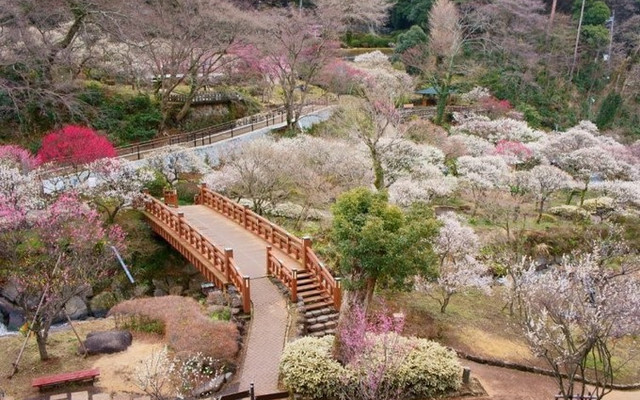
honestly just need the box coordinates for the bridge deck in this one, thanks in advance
[178,205,295,394]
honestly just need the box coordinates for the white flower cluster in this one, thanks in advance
[452,116,544,144]
[459,86,492,103]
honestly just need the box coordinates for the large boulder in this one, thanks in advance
[0,297,19,322]
[0,281,20,302]
[83,330,132,355]
[89,291,118,318]
[65,296,89,320]
[7,310,25,331]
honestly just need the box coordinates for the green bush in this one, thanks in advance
[77,84,162,145]
[209,308,231,322]
[117,314,165,335]
[548,205,590,221]
[344,32,394,48]
[582,196,616,215]
[279,335,461,400]
[595,92,622,130]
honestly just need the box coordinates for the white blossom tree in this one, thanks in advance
[558,147,627,206]
[451,116,544,144]
[146,145,208,188]
[82,158,155,223]
[456,155,510,215]
[388,164,457,207]
[522,165,576,223]
[416,212,491,313]
[202,138,295,214]
[514,248,640,400]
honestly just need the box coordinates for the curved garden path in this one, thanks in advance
[178,205,300,394]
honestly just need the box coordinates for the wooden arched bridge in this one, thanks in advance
[142,185,341,392]
[143,184,341,316]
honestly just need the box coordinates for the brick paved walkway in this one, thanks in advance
[178,205,294,394]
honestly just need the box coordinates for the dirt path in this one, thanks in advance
[462,360,640,400]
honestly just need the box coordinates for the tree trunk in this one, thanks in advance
[440,293,451,313]
[546,0,558,40]
[36,330,49,361]
[372,157,385,191]
[334,287,368,363]
[536,198,545,224]
[434,92,449,126]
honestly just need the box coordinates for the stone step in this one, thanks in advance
[308,319,338,332]
[306,312,339,326]
[305,307,334,318]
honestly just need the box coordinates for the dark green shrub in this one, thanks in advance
[117,314,165,335]
[595,92,622,130]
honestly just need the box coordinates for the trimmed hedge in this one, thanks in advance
[279,334,461,400]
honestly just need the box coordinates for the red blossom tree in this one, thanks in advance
[36,125,116,168]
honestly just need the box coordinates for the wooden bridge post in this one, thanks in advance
[334,278,342,309]
[196,183,207,205]
[177,212,184,238]
[291,269,298,302]
[224,248,233,282]
[243,205,249,230]
[301,236,311,269]
[242,276,251,314]
[265,246,272,275]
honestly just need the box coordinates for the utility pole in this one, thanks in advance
[607,11,615,73]
[570,0,586,82]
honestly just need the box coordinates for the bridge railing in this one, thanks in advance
[143,193,251,313]
[197,185,341,308]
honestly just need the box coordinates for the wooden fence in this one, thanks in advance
[143,193,251,313]
[196,185,341,309]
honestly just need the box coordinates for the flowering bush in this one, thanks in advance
[581,197,617,217]
[279,336,347,399]
[459,86,492,103]
[547,205,590,221]
[279,335,461,400]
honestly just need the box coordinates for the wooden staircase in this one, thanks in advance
[295,271,339,337]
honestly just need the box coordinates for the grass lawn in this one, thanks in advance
[380,288,640,384]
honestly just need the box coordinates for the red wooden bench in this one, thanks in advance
[32,368,100,390]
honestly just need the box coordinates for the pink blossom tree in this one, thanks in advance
[36,125,117,169]
[514,247,640,400]
[492,140,533,167]
[257,8,340,130]
[0,194,127,360]
[416,212,491,313]
[0,145,38,173]
[314,60,364,98]
[336,304,406,400]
